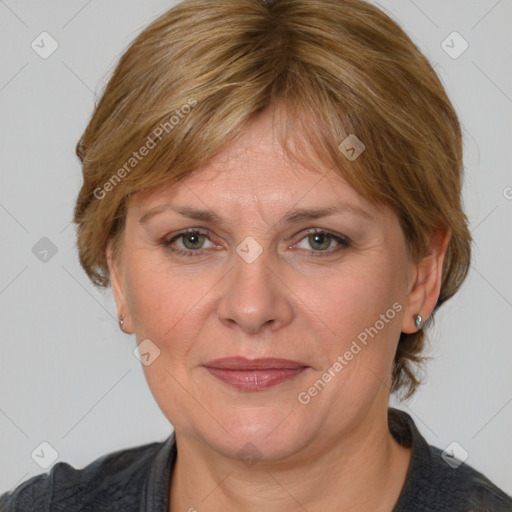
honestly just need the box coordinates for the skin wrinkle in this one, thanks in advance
[73,0,473,401]
[107,110,449,511]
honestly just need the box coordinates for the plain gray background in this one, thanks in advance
[1,0,511,496]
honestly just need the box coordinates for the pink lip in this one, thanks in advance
[203,357,308,391]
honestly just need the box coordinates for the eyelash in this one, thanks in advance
[162,228,351,258]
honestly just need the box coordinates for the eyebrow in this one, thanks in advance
[138,202,372,226]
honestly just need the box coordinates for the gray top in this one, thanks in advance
[1,409,511,511]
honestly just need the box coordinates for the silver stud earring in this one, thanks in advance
[119,315,125,332]
[414,314,423,330]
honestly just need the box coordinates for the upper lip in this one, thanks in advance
[203,357,307,370]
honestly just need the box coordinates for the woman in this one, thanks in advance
[1,0,511,510]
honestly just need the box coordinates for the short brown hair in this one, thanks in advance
[73,0,471,397]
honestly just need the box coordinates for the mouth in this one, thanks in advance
[202,357,309,391]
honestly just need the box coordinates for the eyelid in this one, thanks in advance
[164,228,218,252]
[289,228,351,252]
[163,227,351,257]
[164,227,211,244]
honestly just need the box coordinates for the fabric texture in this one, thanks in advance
[1,409,511,511]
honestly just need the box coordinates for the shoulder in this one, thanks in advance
[424,444,512,511]
[390,408,512,512]
[0,437,171,512]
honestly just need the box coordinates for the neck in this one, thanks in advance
[169,406,411,512]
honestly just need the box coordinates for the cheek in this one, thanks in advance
[306,260,404,342]
[122,257,215,424]
[301,256,407,396]
[123,253,209,342]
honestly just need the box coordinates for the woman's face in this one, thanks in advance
[109,110,421,463]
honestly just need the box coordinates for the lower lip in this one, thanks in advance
[204,367,307,391]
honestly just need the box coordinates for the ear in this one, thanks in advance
[106,240,133,334]
[401,230,450,334]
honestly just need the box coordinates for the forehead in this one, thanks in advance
[130,110,376,217]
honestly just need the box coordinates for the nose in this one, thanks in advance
[216,247,294,335]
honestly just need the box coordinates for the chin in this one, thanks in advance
[198,407,314,463]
